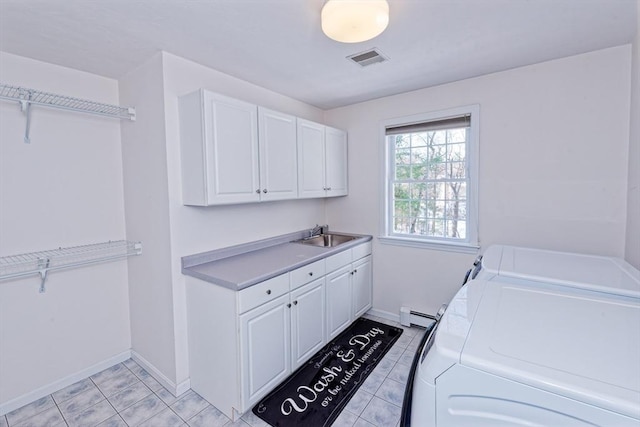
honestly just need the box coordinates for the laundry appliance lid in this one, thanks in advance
[480,245,640,298]
[460,279,640,420]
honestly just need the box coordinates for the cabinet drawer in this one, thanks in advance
[325,249,352,273]
[352,241,372,261]
[290,259,326,290]
[238,274,290,314]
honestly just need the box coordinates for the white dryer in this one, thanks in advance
[475,244,640,298]
[403,245,640,426]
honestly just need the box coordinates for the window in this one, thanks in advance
[380,105,479,252]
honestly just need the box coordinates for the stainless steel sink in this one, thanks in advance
[294,233,358,248]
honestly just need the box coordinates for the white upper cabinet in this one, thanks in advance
[297,119,326,198]
[325,126,348,196]
[179,90,260,205]
[257,107,298,201]
[297,119,348,199]
[179,89,346,205]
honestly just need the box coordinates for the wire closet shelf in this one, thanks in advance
[0,240,142,293]
[0,82,136,143]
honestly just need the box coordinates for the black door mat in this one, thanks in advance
[252,317,403,427]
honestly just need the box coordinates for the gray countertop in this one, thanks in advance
[181,230,372,290]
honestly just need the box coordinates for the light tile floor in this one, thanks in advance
[1,316,425,427]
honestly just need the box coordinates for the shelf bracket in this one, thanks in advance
[37,257,50,293]
[20,92,33,144]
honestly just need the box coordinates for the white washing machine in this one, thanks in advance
[402,245,640,426]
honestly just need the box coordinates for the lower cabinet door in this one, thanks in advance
[326,265,353,340]
[352,255,372,319]
[240,294,291,409]
[290,278,326,369]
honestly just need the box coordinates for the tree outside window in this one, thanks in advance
[391,127,468,240]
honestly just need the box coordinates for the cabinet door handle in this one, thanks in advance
[256,189,261,194]
[263,189,268,193]
[287,303,291,308]
[327,187,332,191]
[308,272,313,276]
[293,300,298,305]
[354,269,358,273]
[350,271,354,275]
[266,289,271,295]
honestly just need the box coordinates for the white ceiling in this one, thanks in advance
[0,0,636,109]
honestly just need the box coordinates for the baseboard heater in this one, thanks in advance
[400,306,437,328]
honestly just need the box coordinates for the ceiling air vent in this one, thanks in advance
[347,48,388,67]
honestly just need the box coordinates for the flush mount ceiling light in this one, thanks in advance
[321,0,390,43]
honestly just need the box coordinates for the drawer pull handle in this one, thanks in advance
[308,272,313,276]
[266,289,271,295]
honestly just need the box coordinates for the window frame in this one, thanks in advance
[379,104,480,253]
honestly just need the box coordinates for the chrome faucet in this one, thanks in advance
[310,224,328,237]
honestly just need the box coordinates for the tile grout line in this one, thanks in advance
[182,401,211,426]
[51,391,68,427]
[114,363,161,427]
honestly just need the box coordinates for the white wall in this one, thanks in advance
[119,52,328,391]
[119,53,178,388]
[325,46,633,316]
[0,52,131,411]
[625,1,640,269]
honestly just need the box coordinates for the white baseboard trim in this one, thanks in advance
[0,350,131,416]
[365,308,401,324]
[131,351,191,397]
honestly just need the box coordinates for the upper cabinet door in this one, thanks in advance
[179,90,260,205]
[258,108,298,201]
[325,126,348,197]
[205,93,260,204]
[297,119,326,199]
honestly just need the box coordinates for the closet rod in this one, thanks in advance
[0,82,136,143]
[0,240,142,293]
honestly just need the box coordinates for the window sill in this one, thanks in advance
[378,236,480,254]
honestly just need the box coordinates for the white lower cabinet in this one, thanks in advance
[290,278,326,369]
[352,255,372,319]
[326,265,353,340]
[240,294,291,410]
[185,241,371,419]
[325,243,373,339]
